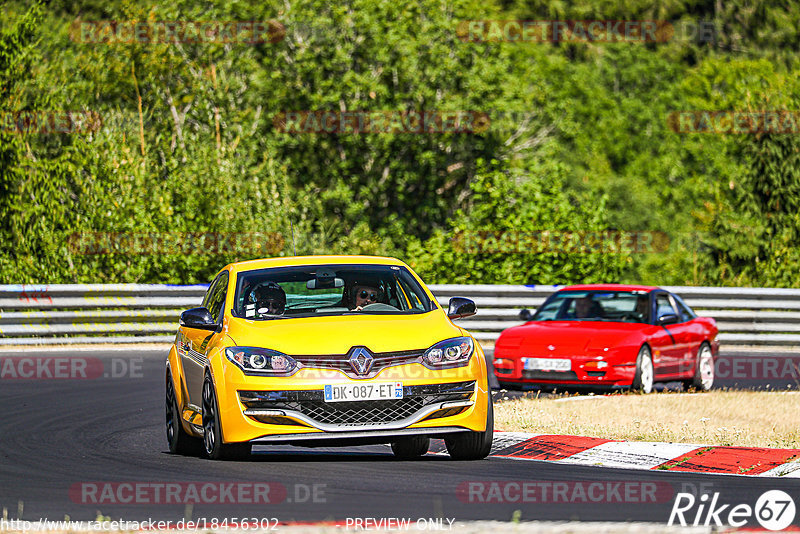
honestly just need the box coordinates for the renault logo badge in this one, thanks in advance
[348,347,374,375]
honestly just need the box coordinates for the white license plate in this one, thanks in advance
[523,358,571,372]
[323,382,403,402]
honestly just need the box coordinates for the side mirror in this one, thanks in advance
[447,297,476,320]
[657,313,679,326]
[519,309,533,321]
[180,307,217,330]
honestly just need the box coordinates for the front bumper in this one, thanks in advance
[493,354,635,388]
[213,355,490,444]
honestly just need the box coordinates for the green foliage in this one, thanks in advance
[0,0,799,286]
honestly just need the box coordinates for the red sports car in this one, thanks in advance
[493,284,719,393]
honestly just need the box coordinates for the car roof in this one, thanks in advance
[559,283,660,292]
[224,255,408,274]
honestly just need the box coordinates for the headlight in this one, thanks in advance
[423,337,474,368]
[225,347,297,375]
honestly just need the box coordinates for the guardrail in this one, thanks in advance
[2,284,800,346]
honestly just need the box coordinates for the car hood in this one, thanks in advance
[497,321,647,354]
[225,311,464,355]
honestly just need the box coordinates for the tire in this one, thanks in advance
[391,437,430,459]
[445,394,493,460]
[631,345,654,394]
[683,343,714,392]
[202,375,252,461]
[166,372,203,456]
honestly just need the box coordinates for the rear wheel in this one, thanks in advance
[165,372,202,456]
[445,394,493,460]
[682,343,714,392]
[391,437,430,459]
[202,375,252,461]
[631,345,654,394]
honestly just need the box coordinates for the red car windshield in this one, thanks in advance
[533,290,650,323]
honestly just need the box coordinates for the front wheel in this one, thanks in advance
[631,345,654,394]
[445,394,493,460]
[166,372,202,456]
[202,375,252,461]
[683,343,714,392]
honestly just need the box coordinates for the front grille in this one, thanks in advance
[283,398,424,426]
[522,370,579,380]
[294,349,424,378]
[495,368,513,375]
[240,381,474,428]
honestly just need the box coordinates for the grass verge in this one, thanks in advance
[494,390,800,448]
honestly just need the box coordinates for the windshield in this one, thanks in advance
[232,264,434,319]
[533,290,651,323]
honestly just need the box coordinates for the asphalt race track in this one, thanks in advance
[1,348,798,527]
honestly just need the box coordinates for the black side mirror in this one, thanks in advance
[519,309,533,321]
[180,307,217,330]
[447,297,476,320]
[657,313,679,326]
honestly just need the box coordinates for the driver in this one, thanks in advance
[352,283,383,311]
[254,282,286,316]
[343,276,387,311]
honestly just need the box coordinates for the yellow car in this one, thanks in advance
[166,255,493,460]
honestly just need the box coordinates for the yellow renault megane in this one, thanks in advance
[166,256,493,460]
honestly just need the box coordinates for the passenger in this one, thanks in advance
[635,295,650,323]
[573,296,603,319]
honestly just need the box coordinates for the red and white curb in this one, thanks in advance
[431,433,800,477]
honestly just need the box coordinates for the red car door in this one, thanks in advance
[653,292,686,376]
[673,294,706,377]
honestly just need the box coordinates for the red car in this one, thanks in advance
[493,284,719,393]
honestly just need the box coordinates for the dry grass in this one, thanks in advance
[494,390,800,448]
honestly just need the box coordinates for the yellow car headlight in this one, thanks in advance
[423,336,474,368]
[225,346,297,376]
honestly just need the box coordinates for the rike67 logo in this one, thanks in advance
[669,490,796,530]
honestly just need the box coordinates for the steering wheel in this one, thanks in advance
[621,312,643,322]
[359,303,399,311]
